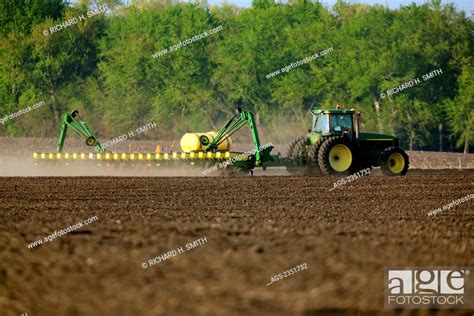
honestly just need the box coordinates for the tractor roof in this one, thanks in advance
[311,108,357,115]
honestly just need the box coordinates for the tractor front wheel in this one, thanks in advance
[318,137,355,175]
[380,147,409,176]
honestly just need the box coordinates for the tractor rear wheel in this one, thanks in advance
[307,141,323,176]
[286,137,309,175]
[380,147,409,176]
[318,137,355,175]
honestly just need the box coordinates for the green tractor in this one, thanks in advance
[287,107,409,176]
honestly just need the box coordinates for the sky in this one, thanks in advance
[113,0,474,14]
[204,0,474,11]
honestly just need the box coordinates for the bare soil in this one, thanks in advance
[0,170,473,316]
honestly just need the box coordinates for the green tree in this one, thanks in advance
[446,63,474,153]
[0,0,66,36]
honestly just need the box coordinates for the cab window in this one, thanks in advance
[314,114,329,132]
[329,114,352,132]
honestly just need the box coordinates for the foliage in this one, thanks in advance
[0,0,472,152]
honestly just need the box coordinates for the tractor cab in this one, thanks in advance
[309,108,360,143]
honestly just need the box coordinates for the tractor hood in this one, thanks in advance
[358,132,398,142]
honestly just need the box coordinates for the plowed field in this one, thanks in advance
[0,170,473,315]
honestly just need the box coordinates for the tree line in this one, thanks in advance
[0,0,472,152]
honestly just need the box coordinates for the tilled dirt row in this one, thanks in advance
[0,170,473,315]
